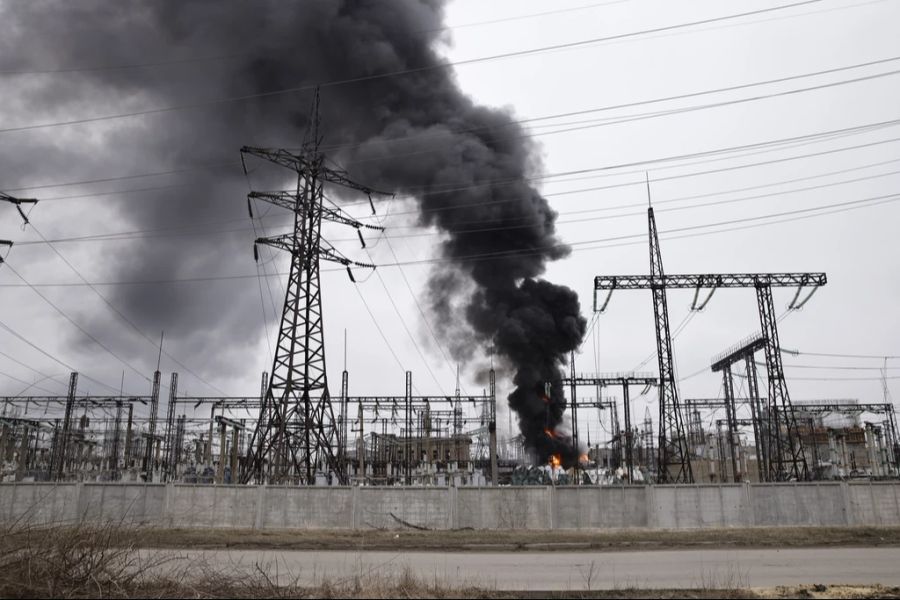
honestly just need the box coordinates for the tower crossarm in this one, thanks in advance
[319,165,392,198]
[563,375,659,387]
[254,234,375,269]
[792,402,892,414]
[242,146,316,174]
[716,418,755,427]
[683,398,764,409]
[241,146,391,196]
[594,273,827,290]
[1,191,38,224]
[247,191,384,233]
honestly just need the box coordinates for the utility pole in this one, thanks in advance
[240,106,389,485]
[50,372,78,480]
[489,367,498,486]
[142,334,164,482]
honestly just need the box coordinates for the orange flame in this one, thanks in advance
[544,428,556,438]
[549,454,562,468]
[579,453,589,464]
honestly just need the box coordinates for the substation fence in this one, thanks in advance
[1,481,899,530]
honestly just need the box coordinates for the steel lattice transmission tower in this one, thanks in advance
[647,206,693,483]
[240,137,388,485]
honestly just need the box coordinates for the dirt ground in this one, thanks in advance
[131,525,900,552]
[510,587,900,599]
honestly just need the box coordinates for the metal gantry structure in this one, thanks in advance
[340,370,497,485]
[238,136,389,485]
[563,370,659,483]
[1,363,895,484]
[0,367,501,485]
[593,204,827,482]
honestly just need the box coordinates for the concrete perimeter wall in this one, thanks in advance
[1,482,898,530]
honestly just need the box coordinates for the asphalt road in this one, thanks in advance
[148,546,900,590]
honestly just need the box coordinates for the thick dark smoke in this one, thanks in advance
[0,1,586,462]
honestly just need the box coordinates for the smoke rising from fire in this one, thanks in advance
[0,0,586,462]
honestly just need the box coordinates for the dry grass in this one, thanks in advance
[0,519,173,598]
[135,561,498,599]
[2,520,898,598]
[0,519,494,598]
[130,525,900,553]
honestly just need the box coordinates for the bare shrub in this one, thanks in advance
[0,519,171,598]
[0,521,492,599]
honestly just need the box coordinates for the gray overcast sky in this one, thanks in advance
[0,0,898,446]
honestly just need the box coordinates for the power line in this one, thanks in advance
[351,283,414,389]
[790,375,900,381]
[315,54,900,156]
[26,129,900,248]
[29,160,900,248]
[28,224,228,395]
[340,164,900,239]
[11,113,897,253]
[3,161,237,194]
[0,348,66,394]
[2,188,897,288]
[0,369,61,396]
[366,117,900,198]
[38,183,194,203]
[20,150,900,249]
[790,351,900,359]
[320,66,900,179]
[0,317,120,394]
[373,191,900,267]
[781,364,900,370]
[350,120,900,217]
[248,207,276,367]
[384,236,467,395]
[1,260,151,384]
[0,1,827,135]
[431,0,628,33]
[368,261,447,395]
[0,1,628,76]
[8,86,899,200]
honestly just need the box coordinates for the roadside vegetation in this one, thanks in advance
[1,520,898,598]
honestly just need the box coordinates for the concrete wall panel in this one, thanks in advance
[848,482,900,525]
[457,487,549,529]
[2,482,899,530]
[357,487,449,530]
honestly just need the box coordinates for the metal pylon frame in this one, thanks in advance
[756,283,809,480]
[648,207,693,483]
[240,136,388,485]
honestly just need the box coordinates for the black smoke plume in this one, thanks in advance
[0,1,586,462]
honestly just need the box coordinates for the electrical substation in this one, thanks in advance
[5,3,900,596]
[1,141,897,492]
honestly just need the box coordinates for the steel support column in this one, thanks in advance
[756,283,808,480]
[722,365,740,482]
[649,207,692,483]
